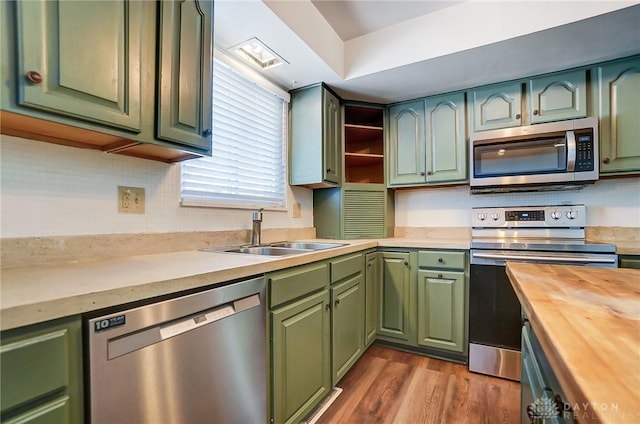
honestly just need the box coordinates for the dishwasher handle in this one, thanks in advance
[107,293,261,360]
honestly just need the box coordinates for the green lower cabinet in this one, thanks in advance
[620,255,640,269]
[331,274,364,385]
[364,252,379,346]
[417,270,466,353]
[377,252,411,343]
[271,289,331,424]
[0,315,83,424]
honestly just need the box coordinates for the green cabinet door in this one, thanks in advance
[364,252,379,345]
[471,81,522,131]
[595,56,640,174]
[529,69,587,124]
[15,0,142,131]
[313,185,391,239]
[290,84,342,187]
[417,270,466,353]
[157,0,213,151]
[378,252,411,342]
[1,316,83,424]
[331,274,364,385]
[620,255,640,269]
[388,100,426,185]
[271,289,331,424]
[323,88,342,184]
[424,92,467,183]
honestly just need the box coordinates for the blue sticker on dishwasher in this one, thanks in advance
[94,315,126,332]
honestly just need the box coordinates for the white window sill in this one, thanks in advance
[180,198,287,212]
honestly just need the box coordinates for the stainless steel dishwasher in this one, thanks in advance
[86,276,266,424]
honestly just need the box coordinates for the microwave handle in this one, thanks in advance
[566,130,576,171]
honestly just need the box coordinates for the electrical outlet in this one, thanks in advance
[118,186,145,214]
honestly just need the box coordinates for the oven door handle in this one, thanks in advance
[471,252,616,265]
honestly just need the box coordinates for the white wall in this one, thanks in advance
[0,135,314,238]
[395,177,640,228]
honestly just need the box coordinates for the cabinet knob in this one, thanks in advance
[25,71,43,84]
[533,110,539,116]
[515,113,521,119]
[420,171,425,176]
[326,168,331,173]
[438,258,444,263]
[438,273,443,278]
[202,129,212,137]
[403,261,409,266]
[427,171,432,175]
[603,157,610,164]
[325,304,330,311]
[334,299,340,307]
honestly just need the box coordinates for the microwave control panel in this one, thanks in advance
[575,129,594,172]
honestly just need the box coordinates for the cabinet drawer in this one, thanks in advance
[3,396,70,424]
[1,328,69,412]
[418,250,466,270]
[269,263,329,308]
[330,253,364,283]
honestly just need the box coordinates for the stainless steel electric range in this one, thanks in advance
[468,204,617,381]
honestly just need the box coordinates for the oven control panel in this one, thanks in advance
[472,205,586,228]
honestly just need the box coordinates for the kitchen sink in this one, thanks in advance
[269,242,347,250]
[222,246,312,256]
[201,241,347,256]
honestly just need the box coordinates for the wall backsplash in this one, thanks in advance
[395,177,640,228]
[2,134,639,241]
[1,135,314,238]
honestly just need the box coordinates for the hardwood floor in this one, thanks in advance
[317,344,521,424]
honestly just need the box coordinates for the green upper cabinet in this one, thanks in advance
[417,270,466,353]
[388,100,425,185]
[377,252,411,343]
[15,0,142,131]
[424,93,467,183]
[290,84,342,187]
[470,81,522,131]
[323,88,342,184]
[528,69,587,124]
[594,56,640,174]
[156,0,213,150]
[388,93,466,186]
[364,252,379,346]
[1,0,214,162]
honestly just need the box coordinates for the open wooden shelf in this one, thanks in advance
[344,105,385,184]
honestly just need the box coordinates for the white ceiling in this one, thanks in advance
[310,0,465,41]
[214,1,640,104]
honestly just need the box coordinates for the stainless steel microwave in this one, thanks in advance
[469,117,599,193]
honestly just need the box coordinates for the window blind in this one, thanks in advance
[181,59,287,209]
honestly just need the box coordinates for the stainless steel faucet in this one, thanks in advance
[251,208,264,246]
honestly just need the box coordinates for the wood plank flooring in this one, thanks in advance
[317,344,521,424]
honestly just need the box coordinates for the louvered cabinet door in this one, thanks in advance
[343,190,386,239]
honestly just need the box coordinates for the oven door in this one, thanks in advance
[469,260,522,381]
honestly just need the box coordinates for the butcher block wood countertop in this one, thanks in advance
[506,263,640,424]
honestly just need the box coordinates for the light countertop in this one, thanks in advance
[506,262,640,424]
[1,238,473,331]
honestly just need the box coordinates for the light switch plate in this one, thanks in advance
[292,202,301,218]
[118,186,145,214]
